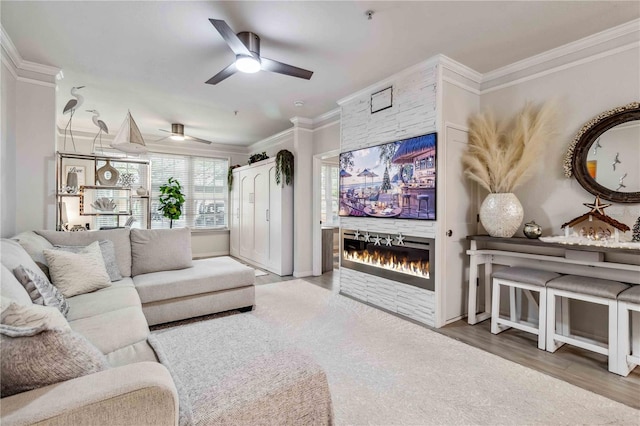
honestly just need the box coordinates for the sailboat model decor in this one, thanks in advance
[111,111,148,154]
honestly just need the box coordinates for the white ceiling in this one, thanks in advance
[2,1,638,147]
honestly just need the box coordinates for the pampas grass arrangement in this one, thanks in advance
[463,101,558,193]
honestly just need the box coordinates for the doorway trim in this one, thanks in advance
[312,149,341,276]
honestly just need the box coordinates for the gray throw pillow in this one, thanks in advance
[130,227,193,276]
[54,240,123,282]
[12,232,54,280]
[0,325,109,397]
[13,265,69,317]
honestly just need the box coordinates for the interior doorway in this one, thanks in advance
[312,150,340,276]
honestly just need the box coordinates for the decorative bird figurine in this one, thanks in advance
[62,86,85,152]
[592,137,602,155]
[612,152,621,171]
[87,109,109,153]
[617,173,627,191]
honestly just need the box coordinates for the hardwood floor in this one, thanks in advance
[259,268,640,409]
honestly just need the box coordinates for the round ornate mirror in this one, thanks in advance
[564,102,640,203]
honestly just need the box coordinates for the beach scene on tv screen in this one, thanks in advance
[339,133,436,220]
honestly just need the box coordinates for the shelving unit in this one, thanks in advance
[56,152,151,231]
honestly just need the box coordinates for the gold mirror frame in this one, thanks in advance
[564,102,640,203]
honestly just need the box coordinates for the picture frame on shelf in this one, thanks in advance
[65,165,85,187]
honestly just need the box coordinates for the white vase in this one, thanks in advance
[479,193,524,238]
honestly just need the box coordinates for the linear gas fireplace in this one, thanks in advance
[341,229,434,291]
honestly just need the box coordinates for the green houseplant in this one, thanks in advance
[158,177,185,229]
[275,149,294,186]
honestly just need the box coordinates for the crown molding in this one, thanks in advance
[290,116,314,128]
[247,127,294,153]
[312,108,340,125]
[481,18,640,91]
[1,25,61,83]
[438,54,483,84]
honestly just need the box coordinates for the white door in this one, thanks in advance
[443,127,477,323]
[252,166,270,265]
[239,171,254,259]
[229,170,240,257]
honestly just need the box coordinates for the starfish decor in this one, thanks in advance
[363,232,371,242]
[583,195,612,215]
[353,230,361,240]
[396,233,405,245]
[384,235,393,246]
[373,235,382,246]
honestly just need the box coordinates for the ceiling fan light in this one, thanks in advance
[236,55,261,73]
[170,135,185,141]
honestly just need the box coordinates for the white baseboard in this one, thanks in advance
[193,250,229,259]
[293,270,314,278]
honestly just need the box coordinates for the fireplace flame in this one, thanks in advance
[342,249,429,279]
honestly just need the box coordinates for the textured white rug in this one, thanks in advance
[254,269,268,277]
[251,280,639,425]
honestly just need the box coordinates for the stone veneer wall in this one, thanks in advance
[339,62,439,326]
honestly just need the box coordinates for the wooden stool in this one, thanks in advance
[546,275,629,372]
[491,267,560,350]
[615,285,640,376]
[416,194,430,218]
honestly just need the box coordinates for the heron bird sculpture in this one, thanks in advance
[62,86,85,152]
[87,109,109,153]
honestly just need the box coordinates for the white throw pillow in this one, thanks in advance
[43,241,111,297]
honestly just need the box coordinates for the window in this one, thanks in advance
[321,164,339,225]
[149,153,228,230]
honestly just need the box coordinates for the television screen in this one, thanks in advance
[339,132,437,220]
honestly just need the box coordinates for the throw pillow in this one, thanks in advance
[13,265,69,317]
[43,241,112,297]
[12,231,54,280]
[0,300,70,336]
[130,227,193,276]
[54,240,123,282]
[0,302,108,398]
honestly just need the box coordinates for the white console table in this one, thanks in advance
[467,235,640,325]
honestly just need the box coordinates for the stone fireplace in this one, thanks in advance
[341,229,434,291]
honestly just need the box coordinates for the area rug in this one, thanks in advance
[254,269,268,276]
[149,314,332,426]
[249,280,639,425]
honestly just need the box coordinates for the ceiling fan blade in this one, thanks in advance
[260,57,313,80]
[209,19,252,57]
[158,129,171,133]
[185,135,213,145]
[154,136,171,142]
[206,62,238,85]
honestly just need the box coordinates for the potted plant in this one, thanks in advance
[275,149,294,186]
[462,101,558,237]
[248,152,269,164]
[227,164,242,191]
[158,177,185,229]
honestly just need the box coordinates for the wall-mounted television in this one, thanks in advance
[339,132,437,220]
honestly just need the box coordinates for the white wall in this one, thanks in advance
[480,44,640,339]
[480,47,640,236]
[1,60,17,237]
[312,121,340,156]
[15,81,57,233]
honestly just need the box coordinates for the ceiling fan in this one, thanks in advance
[206,19,314,85]
[157,124,212,144]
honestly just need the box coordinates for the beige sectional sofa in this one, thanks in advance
[1,227,255,425]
